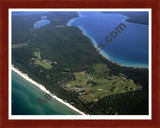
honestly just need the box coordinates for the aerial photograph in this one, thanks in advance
[11,10,150,116]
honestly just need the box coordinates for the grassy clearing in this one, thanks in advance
[65,71,143,102]
[34,51,41,59]
[12,43,28,48]
[34,51,52,69]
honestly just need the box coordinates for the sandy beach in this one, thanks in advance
[11,65,86,115]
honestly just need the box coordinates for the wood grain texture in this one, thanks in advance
[0,0,160,127]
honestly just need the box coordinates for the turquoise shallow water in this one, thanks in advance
[12,70,80,115]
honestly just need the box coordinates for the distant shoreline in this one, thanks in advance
[11,65,86,115]
[67,12,148,69]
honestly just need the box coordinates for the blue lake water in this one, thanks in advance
[12,12,51,29]
[11,11,149,115]
[12,11,80,115]
[68,12,149,68]
[33,19,51,29]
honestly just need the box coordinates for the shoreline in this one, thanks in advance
[11,65,86,115]
[67,12,148,69]
[75,25,148,69]
[99,50,148,69]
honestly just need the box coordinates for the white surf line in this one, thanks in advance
[11,65,86,115]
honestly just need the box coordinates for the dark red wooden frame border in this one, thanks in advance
[0,0,159,128]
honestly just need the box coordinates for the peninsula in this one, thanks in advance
[12,11,148,115]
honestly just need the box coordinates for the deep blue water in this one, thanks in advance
[68,12,149,67]
[11,11,149,115]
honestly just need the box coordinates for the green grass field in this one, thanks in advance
[34,51,52,69]
[65,69,143,102]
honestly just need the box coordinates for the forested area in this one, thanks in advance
[12,12,149,115]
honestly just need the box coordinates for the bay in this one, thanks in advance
[68,11,149,68]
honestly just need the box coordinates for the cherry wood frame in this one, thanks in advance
[0,0,160,128]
